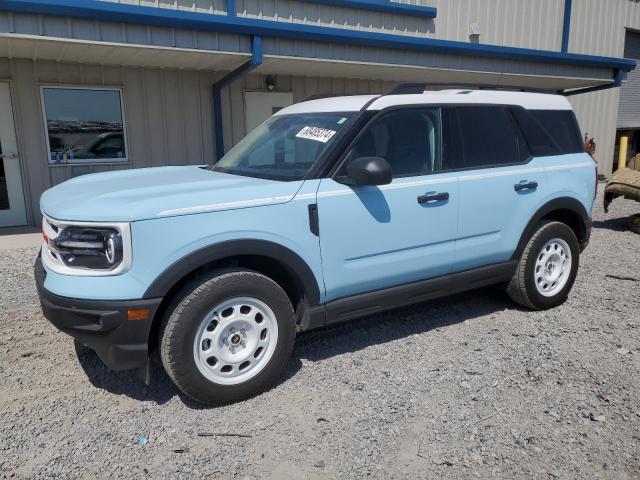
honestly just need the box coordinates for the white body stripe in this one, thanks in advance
[155,162,593,217]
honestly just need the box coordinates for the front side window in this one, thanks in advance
[41,87,127,164]
[211,112,355,181]
[340,107,440,178]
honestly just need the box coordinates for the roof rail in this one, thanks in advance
[384,82,560,95]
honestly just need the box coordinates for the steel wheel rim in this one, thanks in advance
[534,238,572,297]
[193,297,278,386]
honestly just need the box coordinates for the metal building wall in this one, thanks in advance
[101,0,565,50]
[0,10,611,93]
[567,0,640,174]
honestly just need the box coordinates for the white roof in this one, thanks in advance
[276,89,573,115]
[275,95,378,116]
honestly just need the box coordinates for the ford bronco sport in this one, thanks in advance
[36,87,595,405]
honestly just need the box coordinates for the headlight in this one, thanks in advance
[42,215,132,276]
[50,226,123,269]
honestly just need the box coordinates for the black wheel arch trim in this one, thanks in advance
[512,196,590,261]
[143,239,321,305]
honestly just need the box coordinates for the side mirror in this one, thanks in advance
[345,156,392,186]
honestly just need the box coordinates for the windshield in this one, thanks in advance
[210,112,355,180]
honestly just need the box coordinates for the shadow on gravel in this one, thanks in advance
[592,216,632,232]
[278,287,516,385]
[75,287,516,408]
[74,341,180,406]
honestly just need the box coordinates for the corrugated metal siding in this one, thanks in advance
[100,0,564,50]
[618,30,640,129]
[0,10,573,81]
[569,88,620,174]
[99,0,228,16]
[0,11,250,54]
[569,0,640,57]
[568,1,640,173]
[261,37,611,82]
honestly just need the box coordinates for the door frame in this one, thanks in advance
[0,81,27,227]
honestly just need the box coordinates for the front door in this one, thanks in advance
[317,107,458,302]
[244,91,294,134]
[0,82,27,227]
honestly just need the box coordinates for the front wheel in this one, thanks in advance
[507,221,580,310]
[159,269,296,406]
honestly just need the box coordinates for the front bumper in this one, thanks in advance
[35,256,162,371]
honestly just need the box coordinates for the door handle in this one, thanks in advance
[0,153,18,160]
[514,181,538,192]
[417,192,449,204]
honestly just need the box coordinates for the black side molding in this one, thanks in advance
[299,261,517,330]
[512,197,590,260]
[143,239,321,305]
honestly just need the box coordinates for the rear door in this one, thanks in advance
[446,106,548,271]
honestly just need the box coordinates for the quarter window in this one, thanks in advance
[342,108,440,178]
[449,106,529,170]
[41,87,127,164]
[510,108,584,156]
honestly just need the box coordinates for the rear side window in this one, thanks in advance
[510,108,584,156]
[443,106,529,170]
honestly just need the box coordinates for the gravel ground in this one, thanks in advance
[1,187,639,480]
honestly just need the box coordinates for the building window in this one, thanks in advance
[41,87,127,164]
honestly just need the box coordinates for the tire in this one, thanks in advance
[159,268,296,406]
[507,221,580,310]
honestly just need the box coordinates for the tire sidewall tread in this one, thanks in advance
[159,268,296,406]
[508,220,580,310]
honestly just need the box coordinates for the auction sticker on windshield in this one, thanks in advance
[296,126,336,143]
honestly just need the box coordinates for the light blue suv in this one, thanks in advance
[36,87,596,405]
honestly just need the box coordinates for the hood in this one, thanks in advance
[40,166,304,222]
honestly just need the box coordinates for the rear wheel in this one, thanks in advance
[507,221,580,310]
[160,269,296,406]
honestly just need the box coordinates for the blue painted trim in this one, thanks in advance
[227,0,235,16]
[213,36,263,160]
[0,0,635,72]
[561,0,572,53]
[302,0,436,19]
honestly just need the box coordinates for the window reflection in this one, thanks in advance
[42,87,127,164]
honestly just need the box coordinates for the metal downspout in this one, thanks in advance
[212,35,263,160]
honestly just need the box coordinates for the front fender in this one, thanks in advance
[142,238,321,305]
